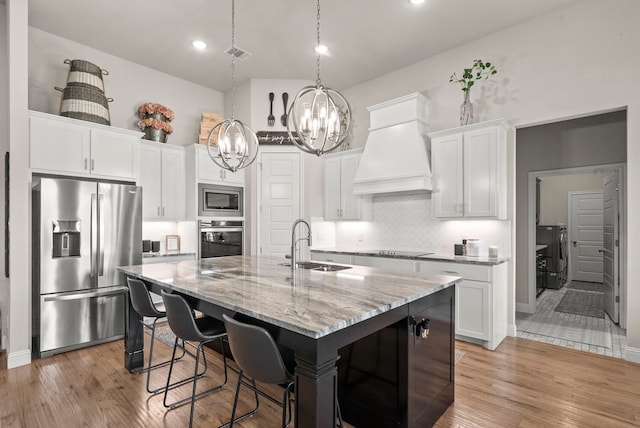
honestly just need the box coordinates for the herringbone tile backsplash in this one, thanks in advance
[330,194,511,257]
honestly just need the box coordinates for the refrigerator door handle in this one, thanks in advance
[43,287,126,302]
[91,193,98,277]
[98,193,105,276]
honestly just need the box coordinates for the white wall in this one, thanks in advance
[0,2,9,349]
[341,0,640,361]
[28,28,225,147]
[539,173,607,225]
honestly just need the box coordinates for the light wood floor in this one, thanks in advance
[1,336,639,427]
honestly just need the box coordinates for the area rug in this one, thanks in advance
[566,281,607,293]
[144,324,176,348]
[555,289,604,318]
[518,318,611,348]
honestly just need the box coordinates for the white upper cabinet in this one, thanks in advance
[139,141,185,221]
[29,111,141,181]
[195,144,245,186]
[323,148,372,221]
[429,119,509,219]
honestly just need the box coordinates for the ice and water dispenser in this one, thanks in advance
[51,220,81,258]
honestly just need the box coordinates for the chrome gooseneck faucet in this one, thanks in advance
[291,218,312,270]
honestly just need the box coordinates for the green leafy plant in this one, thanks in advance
[449,59,497,92]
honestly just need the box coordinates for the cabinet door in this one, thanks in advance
[222,168,245,186]
[431,134,464,218]
[30,116,90,174]
[456,279,490,340]
[197,147,225,183]
[339,153,363,220]
[90,129,138,180]
[464,127,498,217]
[323,157,342,220]
[352,255,415,272]
[139,143,163,220]
[160,147,185,220]
[311,252,353,264]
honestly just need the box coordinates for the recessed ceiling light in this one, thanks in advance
[409,0,425,4]
[315,44,328,55]
[192,40,207,50]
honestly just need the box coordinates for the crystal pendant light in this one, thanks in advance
[286,0,352,156]
[207,0,258,172]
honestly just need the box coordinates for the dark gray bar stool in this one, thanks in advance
[126,278,187,395]
[161,290,229,428]
[221,314,342,428]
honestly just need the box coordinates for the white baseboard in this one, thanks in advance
[7,349,31,369]
[625,346,640,364]
[507,323,517,337]
[516,302,534,314]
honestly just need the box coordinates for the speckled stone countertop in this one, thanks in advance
[118,256,460,339]
[142,252,196,259]
[311,248,510,265]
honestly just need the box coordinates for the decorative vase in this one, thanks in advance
[460,90,473,126]
[145,127,167,143]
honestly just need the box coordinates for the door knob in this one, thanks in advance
[572,241,577,246]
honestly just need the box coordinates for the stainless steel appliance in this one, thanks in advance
[198,220,243,259]
[536,225,568,289]
[198,183,243,217]
[32,176,142,357]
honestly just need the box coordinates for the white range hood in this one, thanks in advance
[352,92,432,196]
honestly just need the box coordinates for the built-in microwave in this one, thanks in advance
[198,183,243,217]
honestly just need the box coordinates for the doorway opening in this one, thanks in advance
[514,109,627,358]
[519,165,627,358]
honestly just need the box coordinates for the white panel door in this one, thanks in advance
[570,191,604,283]
[464,126,498,217]
[139,143,163,220]
[603,173,619,322]
[432,134,463,218]
[161,147,185,220]
[323,157,341,220]
[259,152,301,259]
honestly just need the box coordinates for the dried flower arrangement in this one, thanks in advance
[137,102,175,134]
[138,103,175,120]
[137,117,174,133]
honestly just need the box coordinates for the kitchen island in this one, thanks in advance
[118,256,460,427]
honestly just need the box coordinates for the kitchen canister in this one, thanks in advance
[489,245,499,258]
[467,238,480,257]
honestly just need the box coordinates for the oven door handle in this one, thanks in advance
[200,227,244,233]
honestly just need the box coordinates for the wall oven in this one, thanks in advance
[199,220,244,259]
[198,183,243,217]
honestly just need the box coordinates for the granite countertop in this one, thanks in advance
[142,252,196,258]
[311,247,510,265]
[118,256,460,339]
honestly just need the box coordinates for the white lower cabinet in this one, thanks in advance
[352,255,416,273]
[311,252,353,264]
[416,260,507,350]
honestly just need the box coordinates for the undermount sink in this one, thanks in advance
[280,261,352,272]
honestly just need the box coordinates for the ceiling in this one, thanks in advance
[27,0,579,92]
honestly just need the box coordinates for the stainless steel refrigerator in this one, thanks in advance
[32,176,142,357]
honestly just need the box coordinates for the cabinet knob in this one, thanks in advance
[91,159,95,171]
[84,158,88,170]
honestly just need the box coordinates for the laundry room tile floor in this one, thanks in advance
[516,281,626,359]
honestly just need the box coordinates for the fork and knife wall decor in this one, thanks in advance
[267,92,289,127]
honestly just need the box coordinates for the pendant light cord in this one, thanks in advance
[231,0,236,120]
[316,0,321,86]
